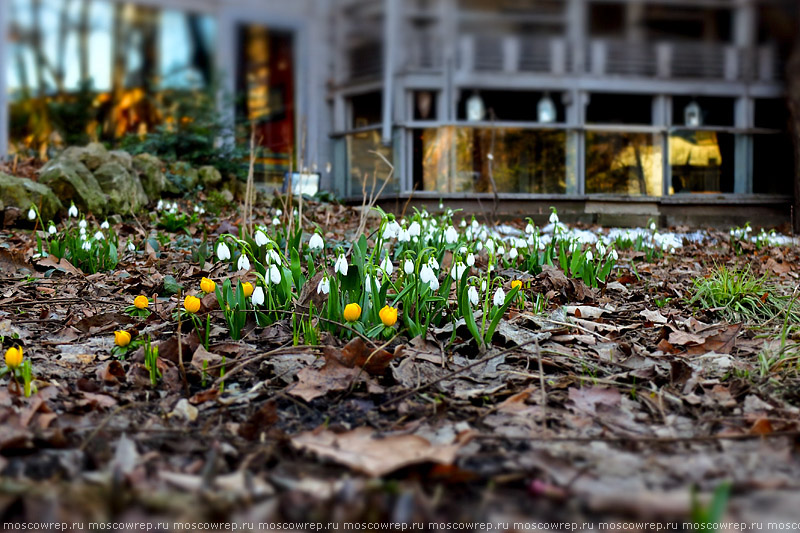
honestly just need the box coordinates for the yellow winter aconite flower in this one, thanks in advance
[134,295,149,309]
[184,295,202,314]
[343,303,362,322]
[114,331,131,347]
[379,305,398,327]
[200,277,216,294]
[241,282,254,297]
[5,346,23,369]
[511,280,523,290]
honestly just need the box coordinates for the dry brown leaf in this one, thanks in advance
[292,427,463,477]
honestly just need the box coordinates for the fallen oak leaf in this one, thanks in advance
[325,337,394,376]
[291,426,463,477]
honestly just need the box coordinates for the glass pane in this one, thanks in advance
[585,131,663,195]
[669,130,734,193]
[346,130,396,196]
[237,25,295,189]
[8,0,216,152]
[753,134,793,195]
[417,127,566,193]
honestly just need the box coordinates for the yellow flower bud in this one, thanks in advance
[379,305,398,327]
[343,303,362,322]
[200,277,216,294]
[114,331,131,347]
[184,295,201,314]
[134,295,149,309]
[511,280,523,290]
[4,346,23,369]
[241,282,254,297]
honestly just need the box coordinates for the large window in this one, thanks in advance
[414,127,566,194]
[346,130,396,196]
[585,131,662,195]
[7,0,215,152]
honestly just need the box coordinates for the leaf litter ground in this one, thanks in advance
[1,200,800,527]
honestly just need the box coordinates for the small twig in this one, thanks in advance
[536,340,547,435]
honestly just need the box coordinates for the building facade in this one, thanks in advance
[1,0,797,225]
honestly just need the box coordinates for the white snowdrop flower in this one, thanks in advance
[459,246,468,255]
[100,220,109,229]
[497,245,505,256]
[272,217,281,226]
[485,239,495,253]
[549,211,559,225]
[403,259,414,275]
[334,254,348,276]
[444,226,459,244]
[254,230,269,247]
[48,224,57,235]
[317,276,330,295]
[610,249,619,261]
[438,201,444,210]
[586,250,593,261]
[471,219,479,230]
[487,153,494,161]
[27,207,36,220]
[275,209,283,217]
[80,233,87,241]
[428,276,439,291]
[475,242,483,252]
[81,240,91,251]
[481,280,487,291]
[466,253,475,267]
[309,233,324,251]
[420,264,435,284]
[597,242,606,256]
[238,254,251,271]
[427,256,439,271]
[293,208,298,217]
[216,242,231,261]
[493,287,506,306]
[525,223,534,234]
[127,241,135,252]
[450,262,466,280]
[365,275,380,292]
[68,204,78,218]
[408,221,421,237]
[194,205,200,213]
[252,286,265,306]
[669,247,676,254]
[527,234,536,246]
[380,256,394,275]
[157,199,164,210]
[79,220,87,229]
[269,264,282,285]
[650,222,656,231]
[460,219,467,228]
[79,227,86,236]
[94,231,104,240]
[468,286,479,306]
[383,219,401,239]
[398,228,410,242]
[509,248,518,260]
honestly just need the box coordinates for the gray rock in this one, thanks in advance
[198,166,222,188]
[109,150,134,172]
[93,161,149,214]
[0,172,63,221]
[38,158,108,215]
[165,161,199,194]
[132,153,166,200]
[61,142,110,171]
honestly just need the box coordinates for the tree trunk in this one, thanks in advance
[788,6,800,233]
[78,0,90,86]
